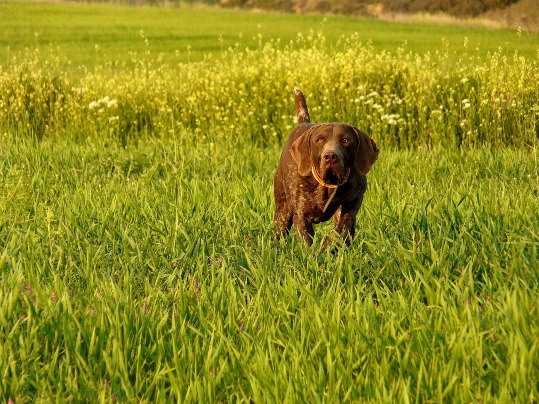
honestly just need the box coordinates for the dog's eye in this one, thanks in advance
[342,137,351,144]
[315,137,324,143]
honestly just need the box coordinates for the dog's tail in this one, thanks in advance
[294,87,310,124]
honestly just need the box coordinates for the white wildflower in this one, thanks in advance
[381,114,400,125]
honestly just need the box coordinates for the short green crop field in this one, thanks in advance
[1,2,539,402]
[1,1,539,67]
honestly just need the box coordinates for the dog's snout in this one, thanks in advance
[323,151,339,164]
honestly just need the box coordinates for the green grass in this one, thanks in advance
[1,133,538,401]
[1,1,538,68]
[1,2,539,401]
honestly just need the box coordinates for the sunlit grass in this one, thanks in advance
[1,5,539,400]
[1,133,538,401]
[2,2,538,67]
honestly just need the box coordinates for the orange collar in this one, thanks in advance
[311,166,350,189]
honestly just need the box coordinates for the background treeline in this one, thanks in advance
[215,0,518,18]
[96,0,522,18]
[65,0,522,17]
[68,0,538,31]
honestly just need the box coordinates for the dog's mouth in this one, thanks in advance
[321,164,347,186]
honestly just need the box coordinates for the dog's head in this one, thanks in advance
[290,123,379,185]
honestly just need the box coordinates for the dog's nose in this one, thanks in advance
[323,151,338,163]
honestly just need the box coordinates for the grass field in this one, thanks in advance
[1,2,539,67]
[1,2,539,402]
[2,134,539,401]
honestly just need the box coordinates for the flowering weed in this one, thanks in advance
[1,32,538,148]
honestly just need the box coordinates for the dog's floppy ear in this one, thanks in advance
[353,127,379,175]
[290,128,314,177]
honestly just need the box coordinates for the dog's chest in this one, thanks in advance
[299,184,353,223]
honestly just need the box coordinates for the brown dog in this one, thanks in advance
[274,88,379,246]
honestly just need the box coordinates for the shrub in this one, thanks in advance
[391,0,519,17]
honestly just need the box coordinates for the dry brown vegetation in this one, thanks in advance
[50,0,539,30]
[208,0,539,31]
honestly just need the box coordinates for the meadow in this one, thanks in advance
[2,2,539,66]
[1,2,539,402]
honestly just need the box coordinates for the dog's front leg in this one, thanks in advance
[293,214,315,246]
[333,198,363,246]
